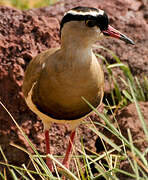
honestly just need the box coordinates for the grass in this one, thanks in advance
[0,47,148,179]
[0,0,59,9]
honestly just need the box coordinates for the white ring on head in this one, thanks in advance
[66,9,104,17]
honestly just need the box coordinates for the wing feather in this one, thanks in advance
[22,48,59,98]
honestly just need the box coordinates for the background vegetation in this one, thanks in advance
[0,0,59,9]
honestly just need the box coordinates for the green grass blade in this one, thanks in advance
[135,77,145,101]
[81,140,92,180]
[14,168,30,180]
[90,127,121,153]
[82,97,148,166]
[9,169,18,180]
[0,171,5,180]
[128,79,148,144]
[144,76,148,100]
[122,89,133,102]
[22,164,35,180]
[127,129,139,179]
[96,45,136,88]
[0,101,54,178]
[47,154,79,180]
[110,167,137,179]
[79,150,116,180]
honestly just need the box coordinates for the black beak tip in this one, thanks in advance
[120,34,135,45]
[127,39,135,45]
[130,40,135,45]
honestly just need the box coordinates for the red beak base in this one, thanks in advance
[103,25,135,45]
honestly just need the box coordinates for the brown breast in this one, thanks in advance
[31,52,104,120]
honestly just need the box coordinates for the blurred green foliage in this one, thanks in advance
[0,0,59,9]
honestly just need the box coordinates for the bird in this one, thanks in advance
[22,6,134,172]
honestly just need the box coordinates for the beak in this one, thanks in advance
[103,25,135,45]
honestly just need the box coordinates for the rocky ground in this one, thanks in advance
[0,0,148,179]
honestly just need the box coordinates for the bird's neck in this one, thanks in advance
[60,36,93,62]
[61,32,93,48]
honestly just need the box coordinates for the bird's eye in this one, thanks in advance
[85,20,96,27]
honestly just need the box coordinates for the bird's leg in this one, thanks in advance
[45,130,53,172]
[62,130,76,169]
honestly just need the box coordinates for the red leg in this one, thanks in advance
[45,130,53,172]
[62,130,76,168]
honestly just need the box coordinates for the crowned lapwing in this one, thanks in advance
[22,6,134,171]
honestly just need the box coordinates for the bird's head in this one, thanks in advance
[60,6,134,47]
